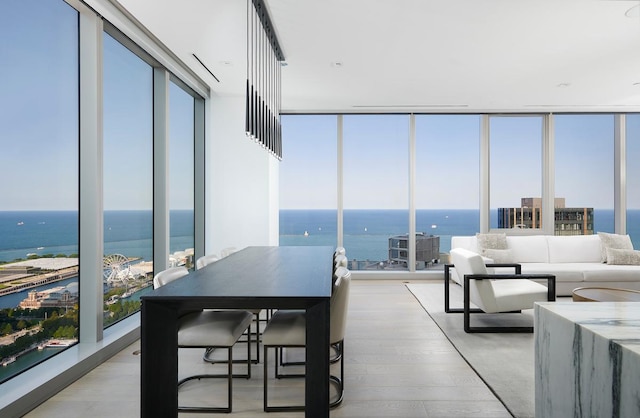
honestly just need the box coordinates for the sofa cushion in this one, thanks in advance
[506,235,549,263]
[605,248,640,265]
[483,248,513,264]
[519,263,585,283]
[582,263,640,282]
[476,233,508,259]
[547,235,602,263]
[598,232,633,263]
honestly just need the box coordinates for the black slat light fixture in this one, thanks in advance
[246,0,284,159]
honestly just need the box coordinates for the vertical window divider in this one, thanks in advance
[615,114,627,234]
[194,98,206,262]
[542,113,555,234]
[480,115,490,233]
[337,114,344,247]
[408,114,416,272]
[153,68,170,273]
[79,7,104,342]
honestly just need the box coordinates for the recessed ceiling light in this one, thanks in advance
[633,82,640,86]
[331,62,344,68]
[556,82,571,88]
[625,4,639,18]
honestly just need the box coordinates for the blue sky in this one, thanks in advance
[0,0,78,211]
[0,1,194,212]
[1,1,639,213]
[280,113,640,210]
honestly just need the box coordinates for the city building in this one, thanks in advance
[18,285,78,309]
[389,234,440,269]
[498,197,594,235]
[1,0,639,416]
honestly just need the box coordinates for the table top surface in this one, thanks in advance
[142,246,334,301]
[572,286,640,302]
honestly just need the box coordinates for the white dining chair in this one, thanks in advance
[196,253,262,364]
[261,266,351,411]
[195,253,219,270]
[153,266,253,412]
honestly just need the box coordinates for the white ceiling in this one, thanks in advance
[118,0,640,113]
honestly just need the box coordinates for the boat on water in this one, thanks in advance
[1,356,17,366]
[42,339,77,349]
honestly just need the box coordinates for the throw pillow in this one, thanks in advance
[476,233,508,257]
[483,248,513,264]
[606,247,640,265]
[598,232,633,263]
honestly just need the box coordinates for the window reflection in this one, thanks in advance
[102,32,153,328]
[169,82,195,269]
[0,0,79,382]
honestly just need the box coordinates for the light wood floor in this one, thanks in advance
[24,280,512,418]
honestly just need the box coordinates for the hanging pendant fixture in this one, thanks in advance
[246,0,284,159]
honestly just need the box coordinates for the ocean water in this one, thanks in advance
[281,209,639,262]
[1,208,637,267]
[0,210,194,263]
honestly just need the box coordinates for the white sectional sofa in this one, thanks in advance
[450,234,640,296]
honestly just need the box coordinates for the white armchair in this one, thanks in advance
[449,248,556,333]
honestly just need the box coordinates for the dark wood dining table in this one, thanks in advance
[140,246,334,418]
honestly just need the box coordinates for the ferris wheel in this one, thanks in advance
[103,254,132,286]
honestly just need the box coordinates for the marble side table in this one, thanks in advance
[534,302,640,418]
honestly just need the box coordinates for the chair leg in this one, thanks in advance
[177,346,234,413]
[264,343,345,412]
[264,345,305,412]
[329,340,344,408]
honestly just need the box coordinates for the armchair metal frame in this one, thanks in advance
[444,263,522,313]
[462,273,556,333]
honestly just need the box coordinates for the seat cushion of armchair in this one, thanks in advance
[488,279,550,313]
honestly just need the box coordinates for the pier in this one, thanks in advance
[0,258,79,298]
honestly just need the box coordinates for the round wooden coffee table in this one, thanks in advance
[572,286,640,302]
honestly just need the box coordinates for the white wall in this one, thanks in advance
[206,95,279,256]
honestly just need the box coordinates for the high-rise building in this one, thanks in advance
[498,197,593,235]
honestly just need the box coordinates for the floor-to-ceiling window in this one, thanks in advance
[279,115,338,248]
[280,111,637,272]
[0,0,205,406]
[415,115,480,264]
[489,116,544,231]
[555,114,614,235]
[343,115,410,270]
[0,0,79,382]
[102,32,153,328]
[169,81,195,269]
[627,114,640,247]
